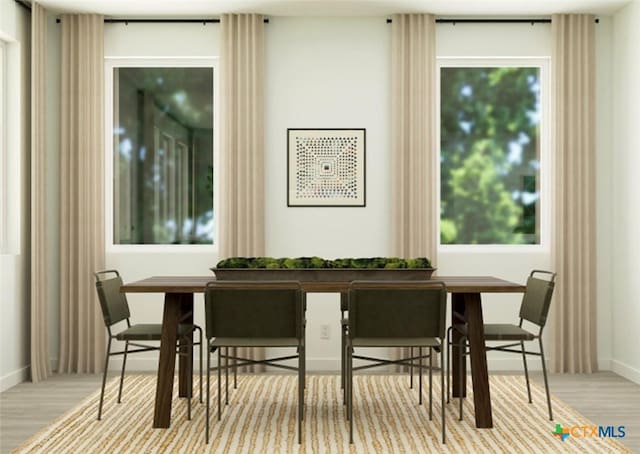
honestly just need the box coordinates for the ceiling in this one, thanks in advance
[33,0,633,17]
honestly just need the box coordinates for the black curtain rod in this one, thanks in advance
[14,0,32,12]
[386,17,599,24]
[56,17,269,24]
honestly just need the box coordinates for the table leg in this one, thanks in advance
[178,293,194,398]
[153,293,182,428]
[465,293,493,429]
[451,293,467,398]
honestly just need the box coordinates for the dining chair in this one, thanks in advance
[204,280,305,444]
[94,270,203,420]
[447,270,556,420]
[345,280,447,444]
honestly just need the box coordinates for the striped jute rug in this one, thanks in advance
[15,374,629,453]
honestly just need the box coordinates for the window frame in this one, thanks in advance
[104,57,219,252]
[436,57,551,252]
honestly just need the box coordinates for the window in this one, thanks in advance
[109,62,215,245]
[439,60,547,245]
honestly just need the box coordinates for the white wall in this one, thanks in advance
[265,17,392,369]
[0,0,30,391]
[97,17,618,373]
[611,1,640,383]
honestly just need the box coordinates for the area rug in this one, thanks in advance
[14,374,630,453]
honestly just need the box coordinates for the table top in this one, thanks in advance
[121,275,526,294]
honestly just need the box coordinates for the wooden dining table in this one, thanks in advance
[121,275,525,429]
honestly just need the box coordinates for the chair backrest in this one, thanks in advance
[94,270,131,327]
[348,280,447,340]
[204,281,303,341]
[519,270,556,327]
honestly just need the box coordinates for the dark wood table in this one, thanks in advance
[121,275,525,429]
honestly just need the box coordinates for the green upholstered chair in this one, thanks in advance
[94,270,203,420]
[447,270,556,420]
[345,280,447,444]
[204,281,305,444]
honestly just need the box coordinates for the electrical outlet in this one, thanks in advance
[320,324,330,340]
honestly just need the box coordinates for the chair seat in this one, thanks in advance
[115,323,195,341]
[456,323,536,341]
[211,337,300,347]
[351,337,441,348]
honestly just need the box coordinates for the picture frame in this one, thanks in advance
[287,128,366,207]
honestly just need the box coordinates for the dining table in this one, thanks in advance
[120,275,525,429]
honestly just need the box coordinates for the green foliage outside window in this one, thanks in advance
[440,66,541,245]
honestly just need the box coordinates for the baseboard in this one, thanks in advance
[611,359,640,384]
[0,366,29,392]
[598,358,612,371]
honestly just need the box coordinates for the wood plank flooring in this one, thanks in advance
[0,372,638,453]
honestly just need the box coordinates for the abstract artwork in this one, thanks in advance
[287,129,366,207]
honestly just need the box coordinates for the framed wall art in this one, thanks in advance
[287,128,366,207]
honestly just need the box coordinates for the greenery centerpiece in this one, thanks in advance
[216,257,431,269]
[212,257,435,282]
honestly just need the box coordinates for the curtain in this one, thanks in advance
[551,14,597,373]
[390,14,438,369]
[219,14,266,372]
[58,14,106,373]
[30,2,51,382]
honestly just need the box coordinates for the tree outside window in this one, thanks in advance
[440,66,541,245]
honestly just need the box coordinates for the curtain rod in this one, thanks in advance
[14,0,31,12]
[55,17,269,24]
[386,18,600,24]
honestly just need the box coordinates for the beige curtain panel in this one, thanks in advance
[219,14,266,371]
[30,2,51,383]
[58,14,106,373]
[390,13,438,369]
[390,14,438,264]
[551,14,597,373]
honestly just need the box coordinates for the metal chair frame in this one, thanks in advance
[204,281,305,445]
[446,270,556,421]
[345,280,447,445]
[95,270,203,421]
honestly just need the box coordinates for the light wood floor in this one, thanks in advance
[1,371,637,453]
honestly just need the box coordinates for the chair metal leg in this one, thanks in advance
[539,338,553,420]
[206,345,210,444]
[429,348,433,420]
[345,342,350,419]
[301,344,306,420]
[458,338,464,421]
[298,346,303,444]
[117,340,129,403]
[217,349,222,421]
[187,340,192,421]
[343,338,347,406]
[225,347,229,405]
[233,347,237,389]
[341,321,345,390]
[97,338,112,420]
[441,345,446,444]
[410,347,414,389]
[348,345,353,444]
[520,340,532,403]
[418,347,422,405]
[446,327,451,404]
[199,327,203,403]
